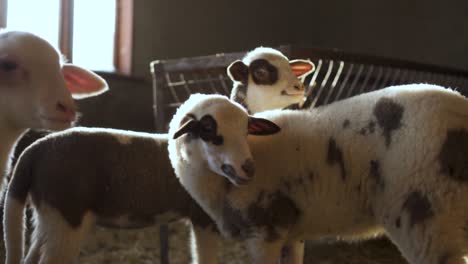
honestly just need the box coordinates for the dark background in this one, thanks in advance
[130,0,468,78]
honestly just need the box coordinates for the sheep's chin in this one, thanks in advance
[39,116,73,130]
[224,174,250,186]
[281,90,305,97]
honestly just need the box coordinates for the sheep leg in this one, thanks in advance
[280,240,305,264]
[246,236,284,264]
[190,224,221,264]
[24,230,44,264]
[34,205,94,264]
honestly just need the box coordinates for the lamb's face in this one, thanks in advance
[228,47,314,113]
[171,94,280,186]
[0,31,108,131]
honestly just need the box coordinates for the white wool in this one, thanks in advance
[169,84,468,263]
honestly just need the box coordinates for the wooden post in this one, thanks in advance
[114,0,134,75]
[59,0,74,61]
[0,0,7,28]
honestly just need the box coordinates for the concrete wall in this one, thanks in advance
[131,0,468,78]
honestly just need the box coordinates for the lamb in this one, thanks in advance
[3,128,220,264]
[0,30,108,190]
[228,47,315,113]
[168,85,468,264]
[3,47,309,264]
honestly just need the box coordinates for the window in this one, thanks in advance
[0,0,133,74]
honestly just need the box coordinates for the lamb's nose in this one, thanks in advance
[294,84,304,91]
[56,101,76,121]
[242,159,255,178]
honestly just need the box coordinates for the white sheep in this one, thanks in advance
[3,47,309,264]
[0,30,108,191]
[228,47,314,114]
[168,85,468,264]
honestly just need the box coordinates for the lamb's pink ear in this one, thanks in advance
[62,64,109,99]
[290,59,315,78]
[248,116,281,136]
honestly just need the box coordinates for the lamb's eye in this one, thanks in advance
[200,115,216,134]
[0,60,18,72]
[253,67,269,81]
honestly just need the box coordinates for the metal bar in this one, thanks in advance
[310,60,333,108]
[165,73,181,104]
[370,66,383,92]
[335,63,354,101]
[160,224,169,264]
[380,67,393,87]
[218,74,232,95]
[345,64,364,98]
[304,59,323,99]
[389,68,401,86]
[358,65,374,94]
[205,73,221,94]
[180,73,194,98]
[323,60,344,104]
[398,69,409,84]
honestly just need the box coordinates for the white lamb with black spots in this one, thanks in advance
[0,30,108,191]
[168,85,468,264]
[228,47,314,114]
[3,47,309,264]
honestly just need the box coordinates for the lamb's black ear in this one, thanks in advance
[227,60,249,84]
[174,118,198,139]
[248,116,281,136]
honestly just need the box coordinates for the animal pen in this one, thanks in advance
[150,45,468,264]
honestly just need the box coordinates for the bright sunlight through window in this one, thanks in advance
[7,0,60,49]
[6,0,116,71]
[73,0,116,71]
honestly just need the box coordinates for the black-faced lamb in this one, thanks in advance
[228,47,314,113]
[168,86,468,264]
[0,30,108,190]
[3,47,309,264]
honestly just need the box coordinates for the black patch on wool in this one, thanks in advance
[247,191,301,241]
[222,191,301,242]
[342,119,351,129]
[369,160,384,189]
[395,217,401,228]
[373,98,404,147]
[359,121,376,136]
[402,191,434,227]
[327,138,347,180]
[438,129,468,182]
[222,200,250,238]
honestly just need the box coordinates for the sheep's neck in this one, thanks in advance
[0,124,25,179]
[181,163,226,223]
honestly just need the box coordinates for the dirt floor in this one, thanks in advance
[78,221,408,264]
[0,218,408,264]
